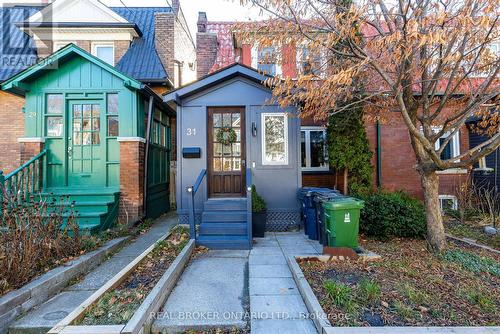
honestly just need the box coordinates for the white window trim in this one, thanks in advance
[252,45,282,76]
[439,195,458,211]
[53,41,75,52]
[261,112,289,165]
[91,42,115,66]
[434,130,460,160]
[301,126,329,172]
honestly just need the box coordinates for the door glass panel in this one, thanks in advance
[222,114,231,126]
[47,94,63,114]
[222,158,232,171]
[232,143,241,156]
[223,144,231,156]
[73,104,82,117]
[214,143,222,157]
[301,131,306,167]
[92,118,100,131]
[232,113,241,127]
[47,117,63,136]
[310,131,327,168]
[73,131,82,145]
[92,132,100,145]
[83,105,92,118]
[233,158,241,171]
[82,132,92,145]
[213,158,222,171]
[82,119,91,131]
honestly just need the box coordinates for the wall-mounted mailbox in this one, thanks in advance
[182,147,201,159]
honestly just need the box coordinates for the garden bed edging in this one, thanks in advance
[48,232,194,334]
[0,236,129,334]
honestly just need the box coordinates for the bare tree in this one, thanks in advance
[238,0,499,252]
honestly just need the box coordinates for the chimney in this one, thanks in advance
[196,12,217,78]
[197,12,207,33]
[154,12,174,80]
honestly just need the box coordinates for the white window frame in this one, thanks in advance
[434,130,460,160]
[91,42,115,66]
[53,41,75,52]
[301,126,329,172]
[439,195,458,212]
[251,44,282,76]
[261,112,289,165]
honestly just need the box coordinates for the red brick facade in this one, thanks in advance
[0,91,25,174]
[119,140,145,225]
[20,141,45,163]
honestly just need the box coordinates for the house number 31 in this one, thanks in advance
[186,128,196,136]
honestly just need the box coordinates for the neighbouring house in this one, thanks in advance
[195,12,476,209]
[0,0,196,229]
[164,64,301,249]
[467,110,500,195]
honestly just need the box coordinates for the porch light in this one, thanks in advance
[187,186,193,193]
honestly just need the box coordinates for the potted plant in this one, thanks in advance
[252,185,267,237]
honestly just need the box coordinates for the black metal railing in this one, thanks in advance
[186,169,206,240]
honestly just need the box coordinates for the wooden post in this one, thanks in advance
[343,168,348,195]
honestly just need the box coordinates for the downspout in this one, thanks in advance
[376,119,382,189]
[143,95,154,218]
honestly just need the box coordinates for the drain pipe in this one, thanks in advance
[376,119,382,189]
[143,95,154,218]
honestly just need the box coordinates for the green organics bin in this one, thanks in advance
[322,197,364,248]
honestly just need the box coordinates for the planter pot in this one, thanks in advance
[252,210,267,237]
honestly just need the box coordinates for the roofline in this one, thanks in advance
[15,22,142,36]
[1,43,143,95]
[163,63,273,102]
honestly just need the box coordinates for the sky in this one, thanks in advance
[101,0,266,41]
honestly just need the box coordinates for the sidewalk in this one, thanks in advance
[249,232,321,334]
[8,213,178,334]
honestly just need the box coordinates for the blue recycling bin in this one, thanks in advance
[313,190,344,245]
[298,187,338,240]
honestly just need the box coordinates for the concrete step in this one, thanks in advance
[197,235,251,250]
[201,211,247,223]
[204,199,247,211]
[199,222,247,236]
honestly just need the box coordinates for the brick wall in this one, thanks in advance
[20,141,45,163]
[196,12,218,78]
[119,140,145,225]
[365,114,469,199]
[155,12,175,81]
[0,91,25,174]
[173,5,197,85]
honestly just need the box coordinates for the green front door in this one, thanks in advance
[67,100,106,187]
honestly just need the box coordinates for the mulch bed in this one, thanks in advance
[299,237,500,327]
[76,226,196,325]
[444,218,500,250]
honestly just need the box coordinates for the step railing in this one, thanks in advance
[0,150,47,210]
[246,168,253,249]
[186,168,206,240]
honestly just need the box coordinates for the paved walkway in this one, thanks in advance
[249,232,321,334]
[9,213,178,334]
[152,250,249,333]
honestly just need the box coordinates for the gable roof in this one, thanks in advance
[0,5,40,82]
[164,63,272,103]
[0,4,172,84]
[112,7,171,83]
[1,43,142,96]
[27,0,130,25]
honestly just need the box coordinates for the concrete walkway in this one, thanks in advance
[152,250,249,333]
[249,232,321,334]
[9,213,178,334]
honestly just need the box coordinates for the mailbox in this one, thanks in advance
[182,147,201,159]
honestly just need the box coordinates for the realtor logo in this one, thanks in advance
[344,213,351,223]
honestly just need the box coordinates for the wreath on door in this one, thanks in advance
[216,127,237,145]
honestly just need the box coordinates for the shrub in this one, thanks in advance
[251,185,267,213]
[0,194,82,295]
[358,191,426,239]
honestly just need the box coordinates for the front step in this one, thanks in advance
[196,235,251,250]
[197,198,250,250]
[40,188,120,233]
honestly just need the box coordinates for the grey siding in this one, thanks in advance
[176,77,301,228]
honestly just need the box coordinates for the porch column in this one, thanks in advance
[18,138,45,163]
[118,137,146,225]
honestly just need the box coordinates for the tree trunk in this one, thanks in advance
[420,171,447,252]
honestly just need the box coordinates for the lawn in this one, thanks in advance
[444,217,499,250]
[299,237,500,327]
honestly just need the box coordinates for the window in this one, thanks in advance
[92,43,114,66]
[262,113,288,165]
[106,93,119,137]
[435,131,460,160]
[439,195,458,212]
[297,46,324,76]
[46,94,63,137]
[258,47,277,76]
[301,127,328,171]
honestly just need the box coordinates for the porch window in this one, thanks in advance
[262,113,288,165]
[106,93,119,137]
[92,42,114,66]
[46,94,63,137]
[301,127,328,171]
